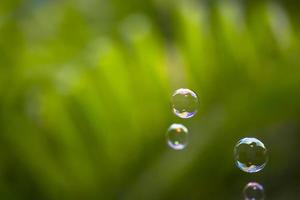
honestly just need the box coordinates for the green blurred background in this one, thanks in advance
[1,0,300,199]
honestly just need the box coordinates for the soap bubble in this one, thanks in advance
[234,137,268,173]
[243,182,265,200]
[171,88,199,118]
[166,123,188,150]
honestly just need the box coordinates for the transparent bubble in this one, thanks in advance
[166,124,188,150]
[171,88,199,118]
[234,137,268,173]
[243,182,265,200]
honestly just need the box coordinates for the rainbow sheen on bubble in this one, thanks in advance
[171,88,199,118]
[234,137,268,173]
[243,182,265,200]
[166,124,188,150]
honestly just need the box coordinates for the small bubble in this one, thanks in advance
[171,88,199,118]
[234,137,268,173]
[243,182,265,200]
[166,123,188,150]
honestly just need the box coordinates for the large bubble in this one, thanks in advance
[234,137,268,173]
[171,88,199,118]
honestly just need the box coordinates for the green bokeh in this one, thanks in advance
[0,0,300,199]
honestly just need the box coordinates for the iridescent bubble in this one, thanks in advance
[243,182,265,200]
[234,137,268,173]
[166,123,188,150]
[171,88,199,118]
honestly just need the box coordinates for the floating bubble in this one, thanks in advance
[243,182,265,200]
[171,88,199,118]
[166,123,188,150]
[234,137,268,173]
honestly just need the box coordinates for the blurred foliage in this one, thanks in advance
[0,0,300,199]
